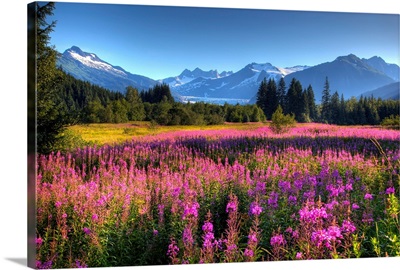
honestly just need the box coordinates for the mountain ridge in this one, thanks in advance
[56,46,399,104]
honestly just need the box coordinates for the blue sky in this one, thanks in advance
[49,2,399,80]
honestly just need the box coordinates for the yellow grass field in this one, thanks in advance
[66,121,267,146]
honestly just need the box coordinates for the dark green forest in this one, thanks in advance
[59,72,400,128]
[256,76,399,125]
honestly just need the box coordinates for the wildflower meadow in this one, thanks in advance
[35,123,400,268]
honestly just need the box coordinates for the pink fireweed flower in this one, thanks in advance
[167,239,180,258]
[226,243,237,251]
[202,232,215,249]
[327,225,343,239]
[226,199,238,213]
[202,221,214,233]
[36,237,43,245]
[364,193,373,200]
[296,252,303,259]
[244,248,254,258]
[341,220,356,234]
[299,205,328,223]
[352,203,360,210]
[248,231,258,245]
[92,214,99,222]
[182,201,200,219]
[249,202,263,216]
[62,213,68,219]
[182,226,194,246]
[292,229,299,239]
[345,183,353,191]
[55,201,62,208]
[270,234,286,247]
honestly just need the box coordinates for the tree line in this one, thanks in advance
[256,77,399,125]
[59,74,266,126]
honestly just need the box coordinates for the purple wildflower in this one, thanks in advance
[362,212,374,224]
[83,227,91,235]
[36,260,53,269]
[278,180,291,193]
[267,191,279,208]
[75,260,88,268]
[288,195,297,205]
[352,203,360,210]
[386,187,395,195]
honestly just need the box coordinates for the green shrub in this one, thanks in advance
[270,105,296,134]
[381,115,400,130]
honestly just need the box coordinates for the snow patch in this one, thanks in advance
[69,51,127,77]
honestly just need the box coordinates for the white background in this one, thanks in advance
[1,0,399,269]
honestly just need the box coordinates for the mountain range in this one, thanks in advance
[57,46,399,104]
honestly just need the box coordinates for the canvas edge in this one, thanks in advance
[27,2,37,269]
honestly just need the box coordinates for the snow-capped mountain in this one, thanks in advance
[57,46,157,92]
[168,63,308,104]
[161,68,233,88]
[57,46,398,105]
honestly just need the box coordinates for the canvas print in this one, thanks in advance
[28,1,400,269]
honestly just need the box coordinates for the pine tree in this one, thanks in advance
[286,78,304,121]
[330,91,340,124]
[321,76,331,123]
[125,86,145,121]
[338,94,347,125]
[256,78,268,116]
[265,79,279,120]
[277,78,287,111]
[34,2,69,153]
[306,85,317,121]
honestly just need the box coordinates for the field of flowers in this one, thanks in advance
[35,123,400,269]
